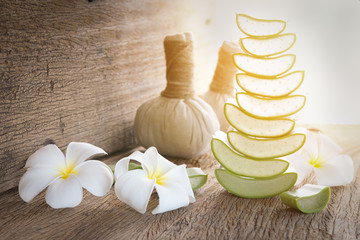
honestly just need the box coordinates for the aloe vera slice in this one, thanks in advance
[211,138,289,178]
[227,131,306,159]
[128,162,143,171]
[224,103,294,137]
[215,169,297,198]
[233,53,296,77]
[236,14,286,37]
[236,93,306,119]
[280,184,331,213]
[236,71,304,97]
[240,33,296,57]
[186,167,208,190]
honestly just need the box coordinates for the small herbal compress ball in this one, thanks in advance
[201,41,241,131]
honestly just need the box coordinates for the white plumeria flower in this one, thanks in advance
[19,142,114,208]
[286,129,354,186]
[114,147,195,214]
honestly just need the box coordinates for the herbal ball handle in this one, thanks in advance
[161,32,195,99]
[210,41,240,95]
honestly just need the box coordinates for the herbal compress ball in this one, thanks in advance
[134,33,219,158]
[202,41,241,131]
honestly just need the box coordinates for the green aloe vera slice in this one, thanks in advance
[211,138,289,178]
[236,71,304,98]
[240,33,296,57]
[233,53,296,78]
[224,103,295,137]
[280,184,331,213]
[186,167,208,190]
[236,14,286,37]
[236,93,306,119]
[227,131,306,159]
[215,168,297,198]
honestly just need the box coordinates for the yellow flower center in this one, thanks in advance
[58,162,77,179]
[148,168,166,185]
[308,154,325,168]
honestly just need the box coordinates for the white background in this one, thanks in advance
[214,0,360,124]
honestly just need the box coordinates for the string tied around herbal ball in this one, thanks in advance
[161,32,195,99]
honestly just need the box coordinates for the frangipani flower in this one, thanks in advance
[114,147,195,214]
[19,142,114,208]
[286,129,354,186]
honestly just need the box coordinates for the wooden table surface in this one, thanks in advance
[1,124,359,239]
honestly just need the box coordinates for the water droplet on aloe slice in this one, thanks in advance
[236,14,286,37]
[240,33,296,57]
[215,168,297,198]
[224,103,294,137]
[186,167,208,190]
[233,53,296,78]
[227,131,306,159]
[280,184,331,213]
[236,93,306,119]
[211,138,289,178]
[236,71,304,98]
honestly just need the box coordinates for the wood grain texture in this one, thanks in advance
[0,0,217,193]
[0,125,359,240]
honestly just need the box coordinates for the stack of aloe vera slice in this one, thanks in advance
[213,14,306,198]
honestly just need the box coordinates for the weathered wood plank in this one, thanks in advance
[0,0,216,193]
[0,125,359,239]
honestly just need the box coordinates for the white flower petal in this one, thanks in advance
[114,147,194,214]
[318,133,342,160]
[157,154,177,175]
[142,147,159,174]
[114,147,168,180]
[152,182,190,214]
[314,155,354,186]
[74,160,113,197]
[114,169,155,214]
[45,174,83,208]
[303,130,319,159]
[66,142,107,166]
[161,165,195,203]
[25,144,65,169]
[289,162,312,186]
[18,168,60,202]
[114,150,149,180]
[283,151,313,186]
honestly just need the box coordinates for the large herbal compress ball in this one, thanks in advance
[134,33,219,158]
